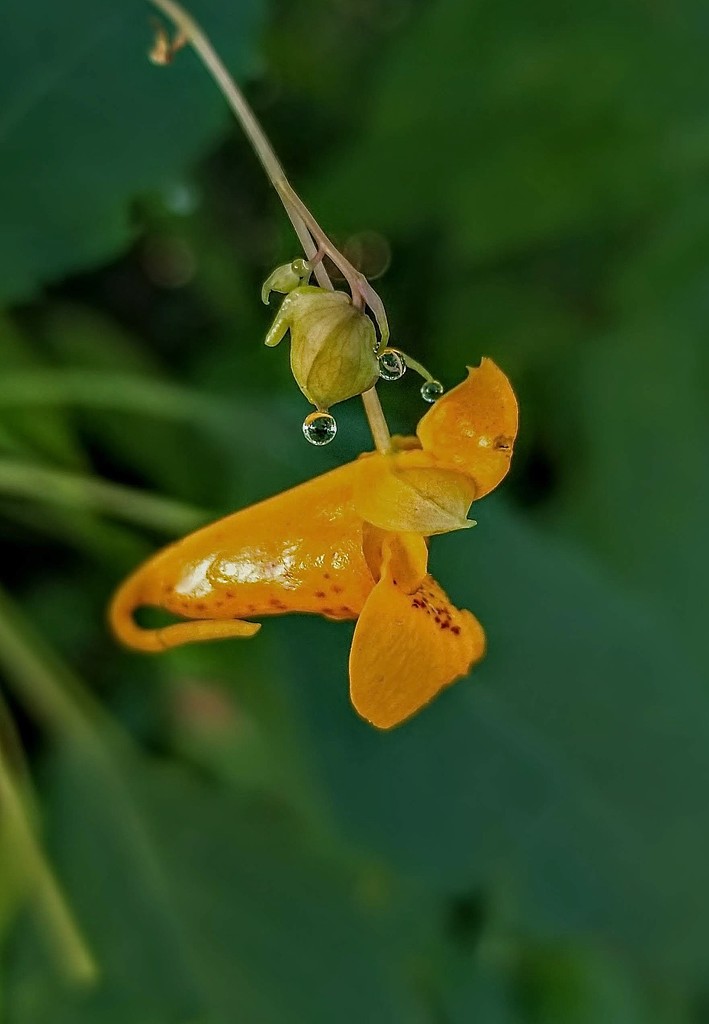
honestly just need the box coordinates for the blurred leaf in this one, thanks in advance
[0,366,306,501]
[514,943,689,1024]
[442,940,520,1024]
[311,0,709,259]
[160,637,327,827]
[277,504,709,982]
[0,0,264,302]
[444,931,690,1024]
[0,586,419,1022]
[6,748,419,1024]
[0,744,97,989]
[547,192,709,677]
[0,459,208,533]
[41,305,230,503]
[5,747,205,1024]
[0,696,30,953]
[0,317,83,468]
[0,496,148,572]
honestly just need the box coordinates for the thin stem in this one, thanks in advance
[396,353,436,383]
[146,0,391,453]
[149,0,287,186]
[274,182,365,306]
[361,388,393,454]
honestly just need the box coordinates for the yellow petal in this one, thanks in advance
[349,535,486,729]
[361,526,429,591]
[110,461,375,653]
[353,449,476,536]
[416,358,519,499]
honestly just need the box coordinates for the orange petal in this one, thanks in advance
[416,358,518,499]
[349,535,486,729]
[353,449,476,536]
[110,461,375,653]
[361,528,429,592]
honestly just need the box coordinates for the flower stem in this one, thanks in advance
[146,0,391,453]
[398,353,436,383]
[361,387,393,453]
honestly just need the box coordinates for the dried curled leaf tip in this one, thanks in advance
[149,20,188,66]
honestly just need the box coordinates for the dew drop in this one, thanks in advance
[302,411,337,445]
[378,348,407,381]
[421,379,444,403]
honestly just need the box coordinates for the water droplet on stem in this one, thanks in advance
[378,349,407,381]
[420,380,444,403]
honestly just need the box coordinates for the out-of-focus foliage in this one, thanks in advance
[0,0,264,302]
[0,0,708,1021]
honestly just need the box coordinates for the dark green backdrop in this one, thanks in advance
[1,0,708,1020]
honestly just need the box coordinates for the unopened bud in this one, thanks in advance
[261,260,312,304]
[265,286,380,410]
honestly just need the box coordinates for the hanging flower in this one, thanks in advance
[110,358,518,729]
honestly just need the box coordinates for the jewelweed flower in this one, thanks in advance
[110,358,518,729]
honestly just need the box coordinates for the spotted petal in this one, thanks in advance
[417,358,519,498]
[349,533,486,729]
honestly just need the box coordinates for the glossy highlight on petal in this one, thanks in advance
[110,462,375,653]
[349,535,486,729]
[417,358,519,498]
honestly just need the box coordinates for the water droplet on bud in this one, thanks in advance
[378,349,407,381]
[302,411,337,445]
[420,380,444,403]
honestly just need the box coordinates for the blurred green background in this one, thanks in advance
[1,0,709,1020]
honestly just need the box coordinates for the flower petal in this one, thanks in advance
[354,450,476,536]
[349,535,486,729]
[111,461,375,652]
[416,358,518,499]
[361,528,428,592]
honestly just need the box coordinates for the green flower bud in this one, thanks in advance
[261,259,312,304]
[265,286,380,410]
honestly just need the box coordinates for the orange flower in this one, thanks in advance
[110,358,518,728]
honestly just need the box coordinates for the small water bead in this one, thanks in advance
[302,411,337,445]
[420,379,444,403]
[378,349,407,381]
